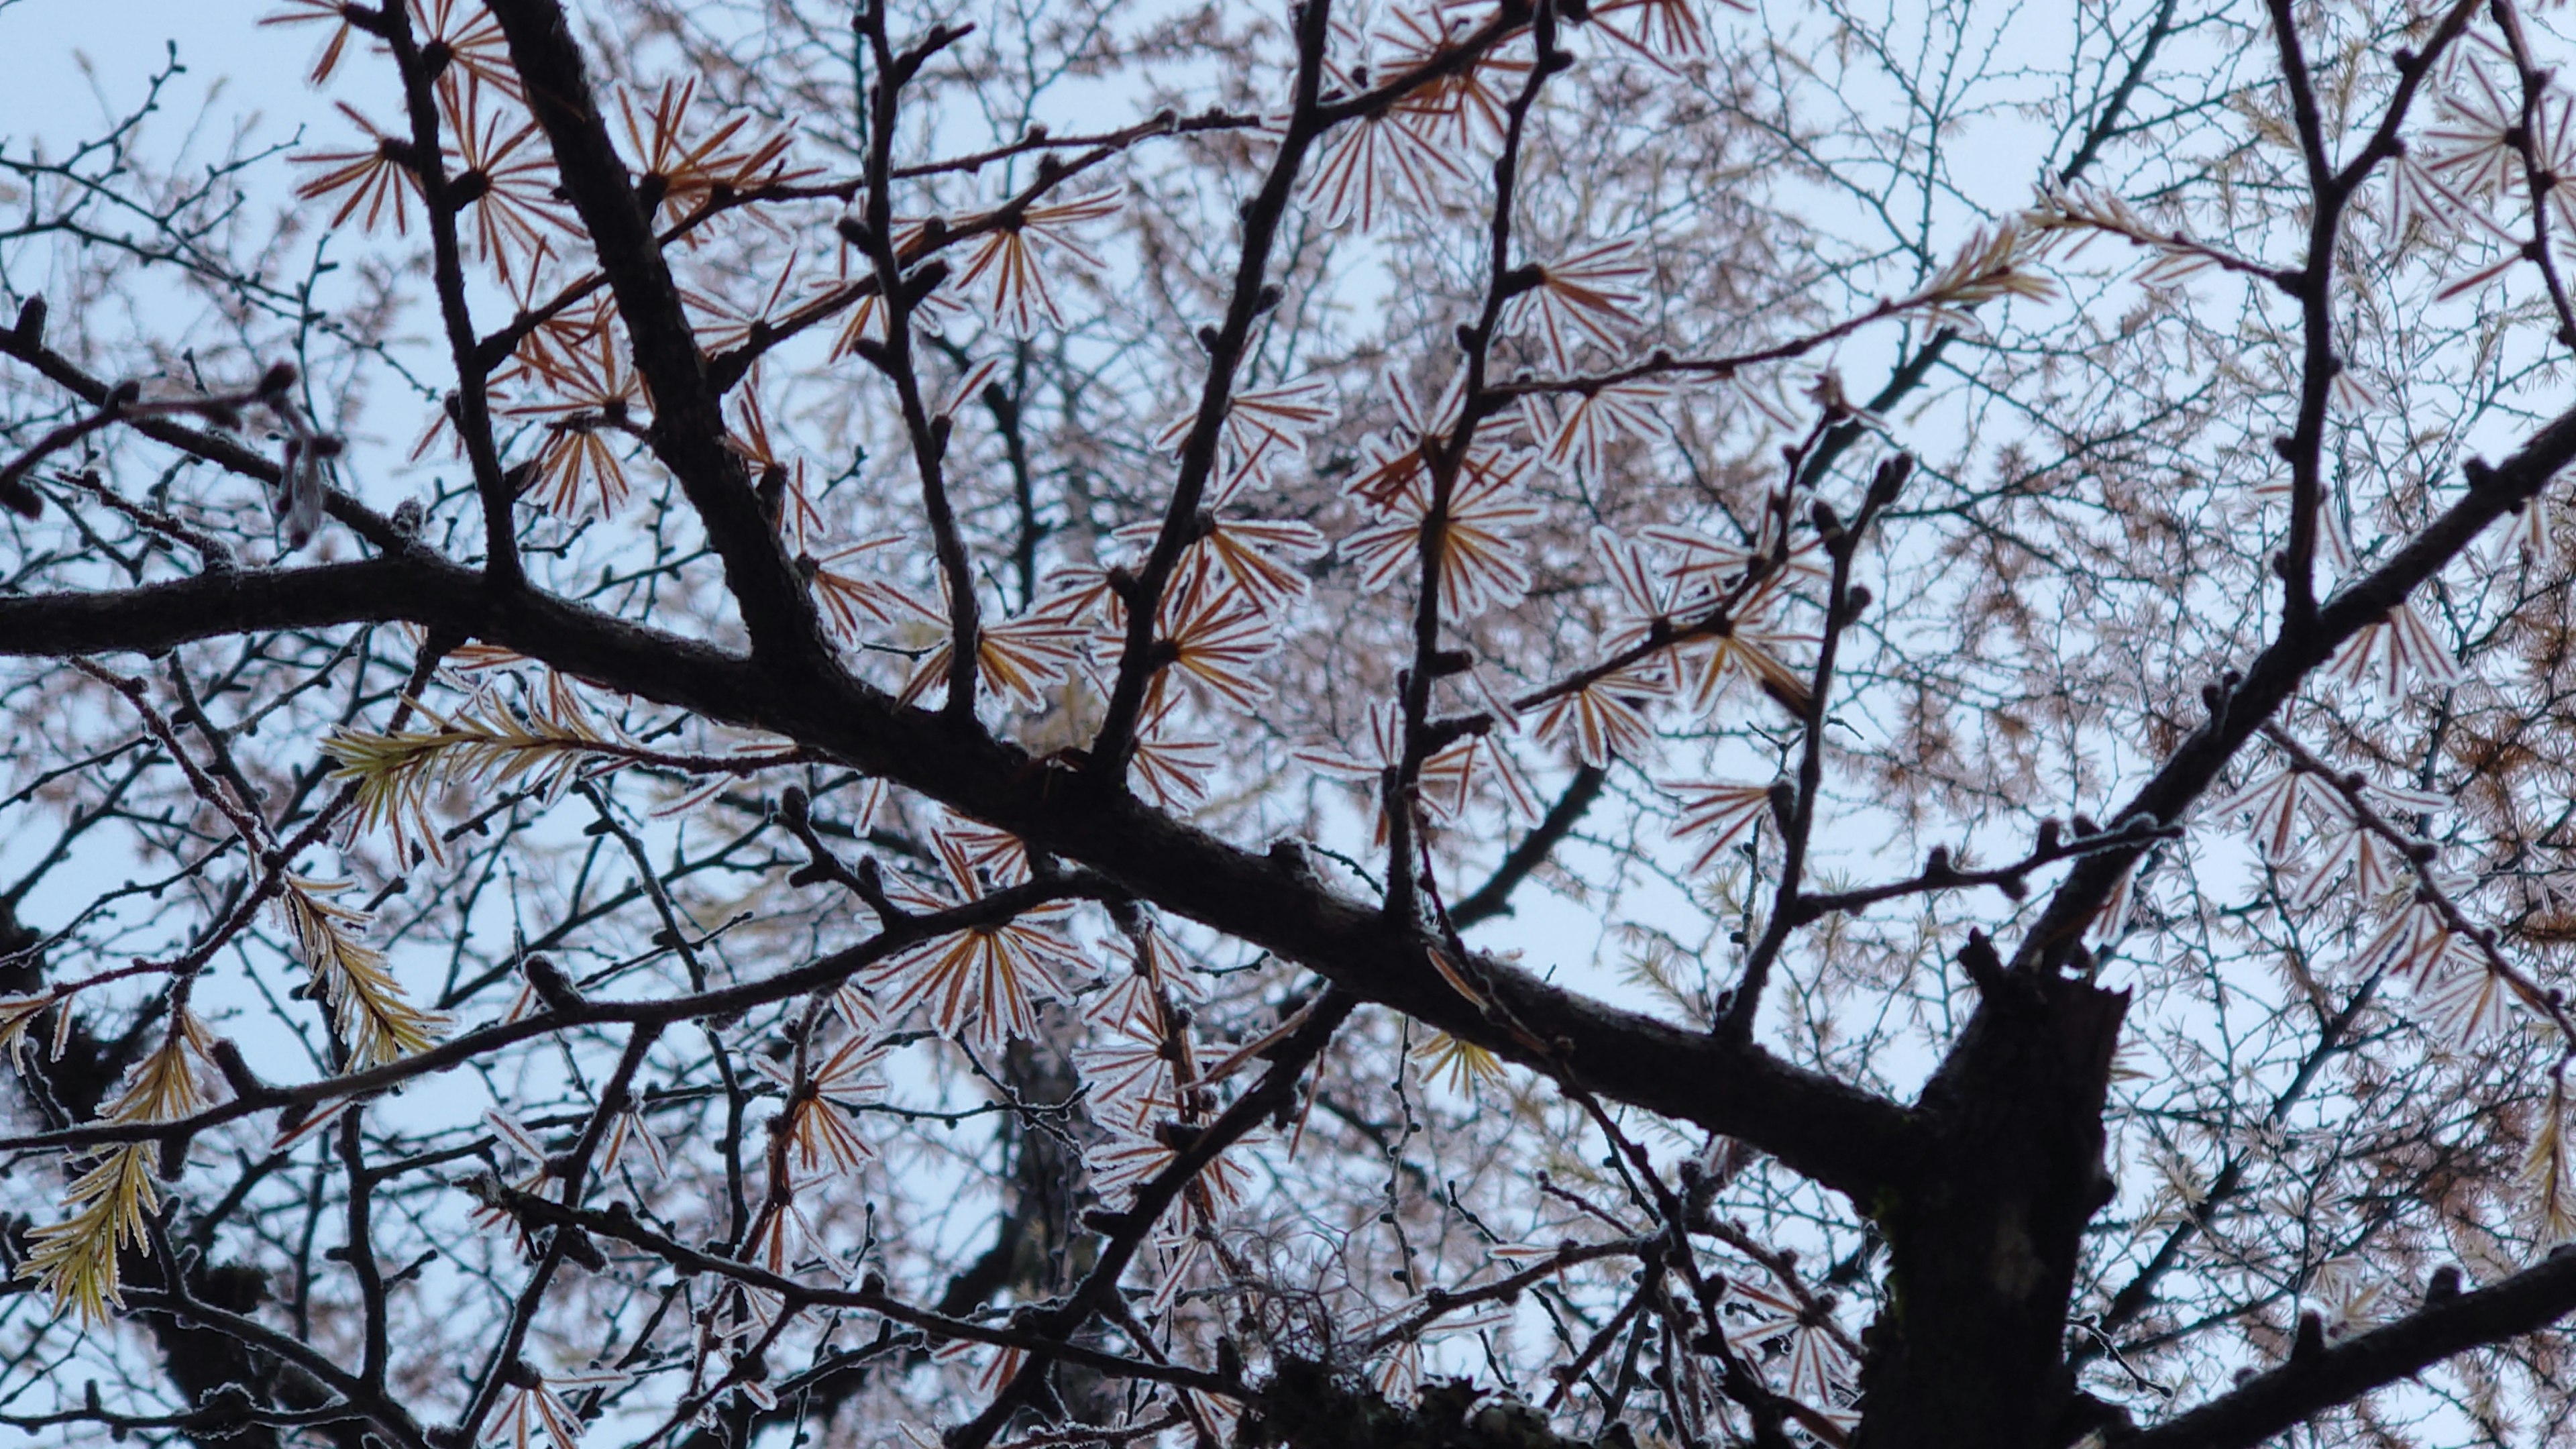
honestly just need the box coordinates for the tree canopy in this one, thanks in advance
[8,0,2576,1446]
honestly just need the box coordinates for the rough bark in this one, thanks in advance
[1854,965,2129,1449]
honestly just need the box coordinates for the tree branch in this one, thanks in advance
[2009,392,2576,973]
[0,324,407,554]
[2127,1252,2576,1449]
[1453,763,1605,926]
[0,550,1920,1197]
[480,0,824,667]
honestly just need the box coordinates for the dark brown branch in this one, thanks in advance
[1721,453,1911,1040]
[851,3,980,719]
[122,1283,433,1449]
[0,325,407,554]
[379,1,521,584]
[481,0,824,668]
[2265,0,2479,631]
[0,549,1919,1196]
[1788,814,2177,926]
[482,1185,1240,1397]
[2009,391,2576,973]
[1388,2,1561,924]
[947,987,1357,1448]
[0,873,1105,1155]
[1085,0,1348,772]
[2491,0,2576,350]
[2125,1250,2576,1449]
[1453,763,1605,926]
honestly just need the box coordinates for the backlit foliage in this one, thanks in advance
[17,1,2576,1447]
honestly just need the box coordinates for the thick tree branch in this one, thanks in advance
[2126,1252,2576,1449]
[0,549,1918,1196]
[480,0,824,667]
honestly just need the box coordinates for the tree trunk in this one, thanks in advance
[1855,969,2129,1449]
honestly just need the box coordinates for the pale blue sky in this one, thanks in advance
[0,2,345,156]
